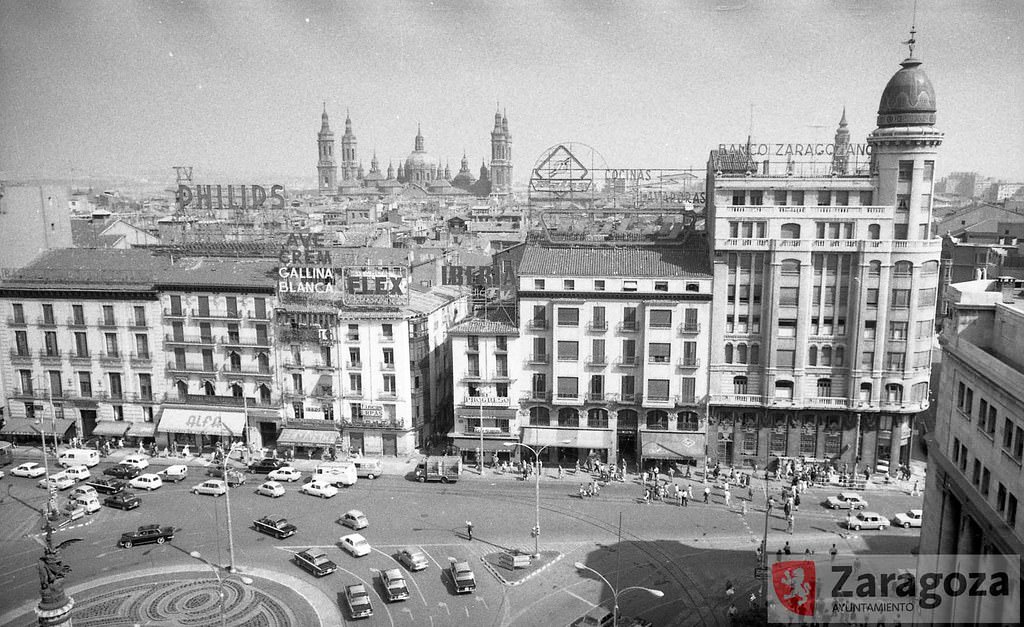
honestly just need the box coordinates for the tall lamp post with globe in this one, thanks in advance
[574,562,663,627]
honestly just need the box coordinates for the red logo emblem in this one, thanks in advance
[771,560,815,616]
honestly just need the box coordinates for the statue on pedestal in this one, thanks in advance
[36,525,79,611]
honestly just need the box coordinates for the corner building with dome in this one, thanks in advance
[702,38,942,480]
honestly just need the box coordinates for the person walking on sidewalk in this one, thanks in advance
[786,514,795,535]
[724,489,732,508]
[783,541,791,555]
[466,521,473,541]
[703,486,711,504]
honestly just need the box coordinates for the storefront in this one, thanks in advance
[639,432,706,473]
[451,408,518,466]
[521,426,615,465]
[276,424,341,460]
[0,417,76,445]
[91,420,130,440]
[156,407,247,450]
[126,421,157,445]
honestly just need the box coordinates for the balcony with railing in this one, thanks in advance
[36,317,57,327]
[164,334,218,347]
[130,353,152,367]
[379,333,396,343]
[586,392,607,402]
[616,355,640,367]
[527,354,550,364]
[804,396,853,409]
[69,352,92,364]
[344,416,404,430]
[585,355,608,367]
[519,391,551,402]
[191,308,243,321]
[96,317,118,328]
[678,322,701,335]
[220,364,274,378]
[10,349,34,363]
[162,308,188,320]
[167,361,219,376]
[65,317,87,328]
[128,317,149,329]
[220,336,271,349]
[7,316,27,327]
[283,360,304,370]
[245,310,271,321]
[313,361,336,372]
[676,357,701,369]
[616,321,639,333]
[377,390,399,400]
[346,360,363,369]
[343,388,364,399]
[381,361,396,371]
[527,318,548,330]
[586,320,608,332]
[99,352,124,366]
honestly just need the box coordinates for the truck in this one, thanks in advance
[415,456,462,483]
[313,462,357,487]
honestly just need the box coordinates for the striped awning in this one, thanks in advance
[0,418,75,437]
[91,421,130,437]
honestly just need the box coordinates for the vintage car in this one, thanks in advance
[248,458,287,474]
[129,473,163,491]
[103,465,141,480]
[893,509,923,528]
[256,481,286,498]
[206,466,246,486]
[380,568,410,602]
[159,465,189,483]
[253,516,297,539]
[825,492,868,510]
[344,583,373,619]
[449,560,477,594]
[339,533,371,557]
[340,510,369,530]
[84,477,127,494]
[118,524,174,548]
[104,492,141,510]
[397,547,429,572]
[119,455,150,470]
[191,480,228,496]
[293,549,337,577]
[12,463,47,478]
[62,465,92,482]
[38,473,75,491]
[267,466,303,482]
[299,480,338,499]
[849,511,890,531]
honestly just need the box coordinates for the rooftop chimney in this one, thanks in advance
[996,276,1017,303]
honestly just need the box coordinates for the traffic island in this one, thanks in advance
[480,549,563,586]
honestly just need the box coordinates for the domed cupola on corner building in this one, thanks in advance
[867,29,943,241]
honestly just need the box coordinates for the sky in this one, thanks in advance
[1,0,1022,186]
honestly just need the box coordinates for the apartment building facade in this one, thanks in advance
[704,51,943,476]
[515,246,713,468]
[920,277,1023,561]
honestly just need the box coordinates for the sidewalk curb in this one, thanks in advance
[479,551,564,587]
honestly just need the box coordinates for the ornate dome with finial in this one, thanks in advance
[877,29,936,128]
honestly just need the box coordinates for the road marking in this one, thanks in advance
[562,588,595,606]
[373,548,429,606]
[419,546,445,571]
[438,601,450,615]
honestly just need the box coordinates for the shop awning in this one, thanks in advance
[91,421,130,437]
[126,422,157,438]
[522,427,613,449]
[0,418,75,437]
[276,428,340,446]
[640,432,707,459]
[157,407,246,437]
[449,435,519,451]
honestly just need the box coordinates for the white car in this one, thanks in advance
[893,509,923,529]
[849,511,889,531]
[69,485,99,500]
[129,473,163,491]
[339,533,371,557]
[256,481,286,498]
[300,480,338,499]
[12,462,47,478]
[159,465,189,483]
[39,473,75,490]
[120,455,150,470]
[63,465,92,482]
[268,466,303,482]
[191,480,228,496]
[825,492,868,510]
[340,510,368,530]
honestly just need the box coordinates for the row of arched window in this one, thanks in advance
[174,379,273,403]
[780,258,939,276]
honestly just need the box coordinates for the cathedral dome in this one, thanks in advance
[877,57,936,127]
[404,150,439,172]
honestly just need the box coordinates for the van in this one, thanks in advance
[74,494,101,514]
[314,462,357,487]
[57,449,100,468]
[352,458,383,480]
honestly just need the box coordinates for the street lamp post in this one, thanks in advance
[504,439,570,558]
[573,562,663,627]
[189,551,253,627]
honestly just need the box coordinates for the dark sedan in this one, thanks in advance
[118,524,173,548]
[104,492,141,510]
[86,477,127,494]
[253,516,297,539]
[247,458,287,474]
[103,465,141,480]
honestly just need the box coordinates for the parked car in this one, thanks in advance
[339,533,371,557]
[74,494,101,514]
[344,583,373,619]
[103,465,141,480]
[254,516,297,539]
[119,455,150,470]
[380,568,410,602]
[206,466,246,486]
[449,560,476,594]
[104,492,141,510]
[256,481,286,498]
[159,465,189,483]
[340,510,368,530]
[849,511,890,531]
[293,549,337,577]
[12,462,46,478]
[248,458,287,474]
[825,492,868,510]
[191,480,228,496]
[62,465,92,482]
[893,509,923,528]
[70,485,99,500]
[118,524,174,548]
[268,466,303,482]
[129,473,163,491]
[84,477,127,494]
[39,473,75,491]
[397,547,429,572]
[299,480,338,499]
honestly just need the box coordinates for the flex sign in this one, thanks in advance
[341,267,409,308]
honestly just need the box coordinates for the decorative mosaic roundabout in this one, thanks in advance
[72,576,299,627]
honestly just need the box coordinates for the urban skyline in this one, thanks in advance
[1,0,1023,184]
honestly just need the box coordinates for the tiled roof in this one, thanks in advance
[155,257,278,289]
[517,246,711,278]
[449,313,519,336]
